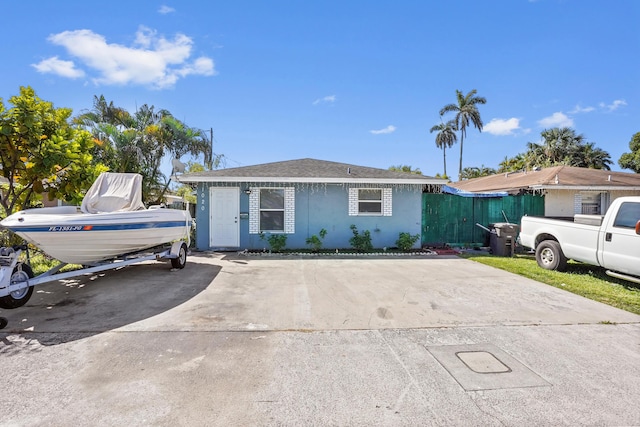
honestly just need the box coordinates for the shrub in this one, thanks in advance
[305,228,328,252]
[258,232,288,252]
[349,224,373,252]
[396,232,420,251]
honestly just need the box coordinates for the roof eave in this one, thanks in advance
[175,176,447,185]
[531,185,640,191]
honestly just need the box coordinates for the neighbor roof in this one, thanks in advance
[450,166,640,193]
[176,158,446,185]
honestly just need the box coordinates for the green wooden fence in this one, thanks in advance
[421,193,544,247]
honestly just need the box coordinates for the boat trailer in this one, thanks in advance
[0,241,188,330]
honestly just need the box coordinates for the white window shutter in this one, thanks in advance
[249,188,259,234]
[383,188,392,216]
[285,187,295,233]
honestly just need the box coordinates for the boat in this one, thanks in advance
[0,173,192,265]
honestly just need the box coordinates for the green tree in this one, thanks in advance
[439,89,487,180]
[572,142,612,170]
[429,119,457,178]
[460,165,496,180]
[74,96,215,204]
[0,86,106,218]
[388,165,422,174]
[523,127,611,170]
[498,154,527,173]
[619,132,640,173]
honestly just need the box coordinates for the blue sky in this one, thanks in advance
[2,0,638,178]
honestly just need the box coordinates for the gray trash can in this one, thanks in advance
[490,223,519,257]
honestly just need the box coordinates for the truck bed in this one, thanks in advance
[519,216,601,266]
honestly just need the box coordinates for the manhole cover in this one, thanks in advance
[456,351,511,374]
[426,343,550,391]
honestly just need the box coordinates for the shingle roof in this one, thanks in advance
[176,158,445,184]
[450,166,640,193]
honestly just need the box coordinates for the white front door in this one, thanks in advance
[210,187,240,247]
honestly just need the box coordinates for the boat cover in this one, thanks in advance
[81,173,146,214]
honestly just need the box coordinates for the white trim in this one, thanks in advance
[531,185,640,191]
[178,176,445,185]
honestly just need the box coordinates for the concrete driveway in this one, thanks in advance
[1,253,639,426]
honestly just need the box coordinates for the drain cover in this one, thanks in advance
[456,351,511,374]
[426,343,550,391]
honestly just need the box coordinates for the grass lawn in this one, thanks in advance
[460,253,640,316]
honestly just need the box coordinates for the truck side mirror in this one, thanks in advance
[636,221,640,235]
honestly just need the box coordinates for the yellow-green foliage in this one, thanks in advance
[0,86,107,216]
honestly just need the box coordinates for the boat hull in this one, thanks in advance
[1,206,191,265]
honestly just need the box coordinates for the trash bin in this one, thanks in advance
[490,223,519,257]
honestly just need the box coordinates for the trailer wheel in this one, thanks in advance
[535,240,567,272]
[0,264,35,309]
[171,243,188,269]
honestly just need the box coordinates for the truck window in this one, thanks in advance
[613,202,640,229]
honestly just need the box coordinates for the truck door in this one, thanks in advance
[600,202,640,275]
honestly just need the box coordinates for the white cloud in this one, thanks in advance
[31,56,85,78]
[599,99,627,112]
[370,125,396,135]
[569,104,595,114]
[313,95,336,105]
[484,118,521,136]
[36,27,215,89]
[158,5,175,14]
[538,112,573,128]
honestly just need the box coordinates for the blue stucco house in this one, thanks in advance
[176,158,446,251]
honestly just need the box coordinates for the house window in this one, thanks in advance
[349,188,392,216]
[358,189,382,214]
[580,193,601,215]
[259,188,285,231]
[249,187,295,234]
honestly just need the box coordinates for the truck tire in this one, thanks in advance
[535,240,568,272]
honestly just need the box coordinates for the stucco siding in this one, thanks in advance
[544,189,640,217]
[194,182,423,250]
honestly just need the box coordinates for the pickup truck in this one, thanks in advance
[519,196,640,284]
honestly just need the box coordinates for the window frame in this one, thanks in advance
[259,188,285,232]
[613,202,640,229]
[357,188,383,216]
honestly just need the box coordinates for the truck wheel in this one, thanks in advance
[535,241,567,272]
[0,264,35,309]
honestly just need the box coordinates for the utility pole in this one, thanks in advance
[207,127,213,170]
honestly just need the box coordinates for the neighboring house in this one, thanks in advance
[449,165,640,217]
[175,158,446,251]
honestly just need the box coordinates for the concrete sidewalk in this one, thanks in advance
[1,253,639,426]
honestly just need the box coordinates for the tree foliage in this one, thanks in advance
[388,165,422,175]
[498,127,612,172]
[439,89,486,180]
[74,95,218,204]
[618,132,640,173]
[429,119,457,178]
[0,87,106,218]
[460,165,497,180]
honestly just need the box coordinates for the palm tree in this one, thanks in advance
[430,120,457,178]
[498,154,526,173]
[439,89,487,180]
[572,142,612,170]
[522,127,611,170]
[74,97,212,204]
[460,165,497,180]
